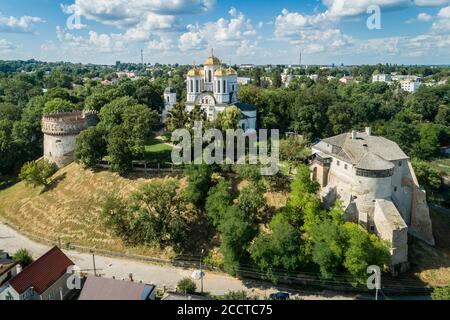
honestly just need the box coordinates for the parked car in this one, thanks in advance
[269,292,290,300]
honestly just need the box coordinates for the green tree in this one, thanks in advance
[165,102,188,132]
[107,125,133,174]
[342,223,390,284]
[99,96,138,132]
[250,214,304,283]
[238,182,267,220]
[101,194,132,241]
[219,206,257,276]
[184,164,214,207]
[43,98,78,114]
[19,159,57,187]
[176,278,197,294]
[412,160,443,197]
[75,127,107,168]
[12,248,34,267]
[128,180,191,251]
[205,180,233,228]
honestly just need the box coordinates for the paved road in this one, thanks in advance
[0,222,354,299]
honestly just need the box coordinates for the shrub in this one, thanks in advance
[176,278,197,295]
[13,248,34,267]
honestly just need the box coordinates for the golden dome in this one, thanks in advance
[204,56,221,66]
[187,68,203,77]
[214,68,228,77]
[226,67,237,76]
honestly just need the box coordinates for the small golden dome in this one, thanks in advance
[214,68,228,77]
[187,68,203,77]
[226,67,237,76]
[204,56,221,66]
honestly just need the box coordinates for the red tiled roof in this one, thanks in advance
[9,247,74,295]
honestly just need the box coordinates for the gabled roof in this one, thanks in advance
[316,131,408,170]
[9,246,74,295]
[79,276,155,300]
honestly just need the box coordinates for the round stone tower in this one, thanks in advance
[42,110,98,168]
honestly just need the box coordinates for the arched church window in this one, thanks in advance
[208,70,212,82]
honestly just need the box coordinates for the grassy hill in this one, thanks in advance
[0,163,183,258]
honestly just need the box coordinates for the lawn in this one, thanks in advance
[429,158,450,176]
[144,136,173,167]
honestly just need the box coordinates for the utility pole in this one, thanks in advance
[91,252,97,276]
[200,249,204,293]
[141,49,144,65]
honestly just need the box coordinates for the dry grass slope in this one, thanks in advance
[0,163,183,259]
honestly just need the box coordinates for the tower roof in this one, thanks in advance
[214,68,228,77]
[226,67,237,76]
[204,56,221,66]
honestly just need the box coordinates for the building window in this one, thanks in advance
[223,80,226,93]
[344,164,348,170]
[394,187,398,192]
[190,80,193,93]
[398,161,402,167]
[196,80,199,93]
[208,70,212,82]
[337,161,340,166]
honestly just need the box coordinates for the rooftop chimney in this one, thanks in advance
[351,130,357,140]
[365,127,372,136]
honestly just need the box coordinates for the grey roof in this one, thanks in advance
[164,87,177,94]
[79,276,155,300]
[375,199,408,230]
[234,102,257,112]
[315,131,408,170]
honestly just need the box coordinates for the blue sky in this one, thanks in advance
[1,0,450,65]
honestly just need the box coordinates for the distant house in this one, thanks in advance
[400,79,421,93]
[0,247,75,300]
[237,77,252,85]
[372,74,392,83]
[339,76,354,84]
[0,252,19,287]
[162,291,210,301]
[78,276,156,300]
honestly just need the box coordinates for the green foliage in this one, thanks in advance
[205,180,233,228]
[101,180,193,252]
[233,164,261,182]
[184,164,214,207]
[250,214,304,283]
[342,223,390,284]
[43,98,78,114]
[219,291,258,300]
[107,125,133,174]
[176,278,197,294]
[309,220,345,279]
[215,106,242,130]
[12,248,34,267]
[75,127,107,168]
[412,160,443,196]
[165,102,188,132]
[431,286,450,300]
[219,206,257,276]
[19,159,57,187]
[238,182,267,220]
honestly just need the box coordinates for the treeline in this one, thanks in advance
[239,80,450,161]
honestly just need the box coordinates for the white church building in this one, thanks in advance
[163,54,257,130]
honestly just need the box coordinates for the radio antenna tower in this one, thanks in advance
[141,49,144,65]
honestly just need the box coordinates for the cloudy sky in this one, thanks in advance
[0,0,450,65]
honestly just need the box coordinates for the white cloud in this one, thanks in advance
[178,8,258,51]
[432,6,450,32]
[0,14,45,33]
[63,0,215,29]
[236,40,258,56]
[0,39,15,51]
[417,13,433,22]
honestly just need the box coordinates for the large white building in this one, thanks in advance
[400,79,421,93]
[164,54,257,131]
[310,128,435,273]
[372,73,392,83]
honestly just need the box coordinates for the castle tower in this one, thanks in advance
[42,110,98,168]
